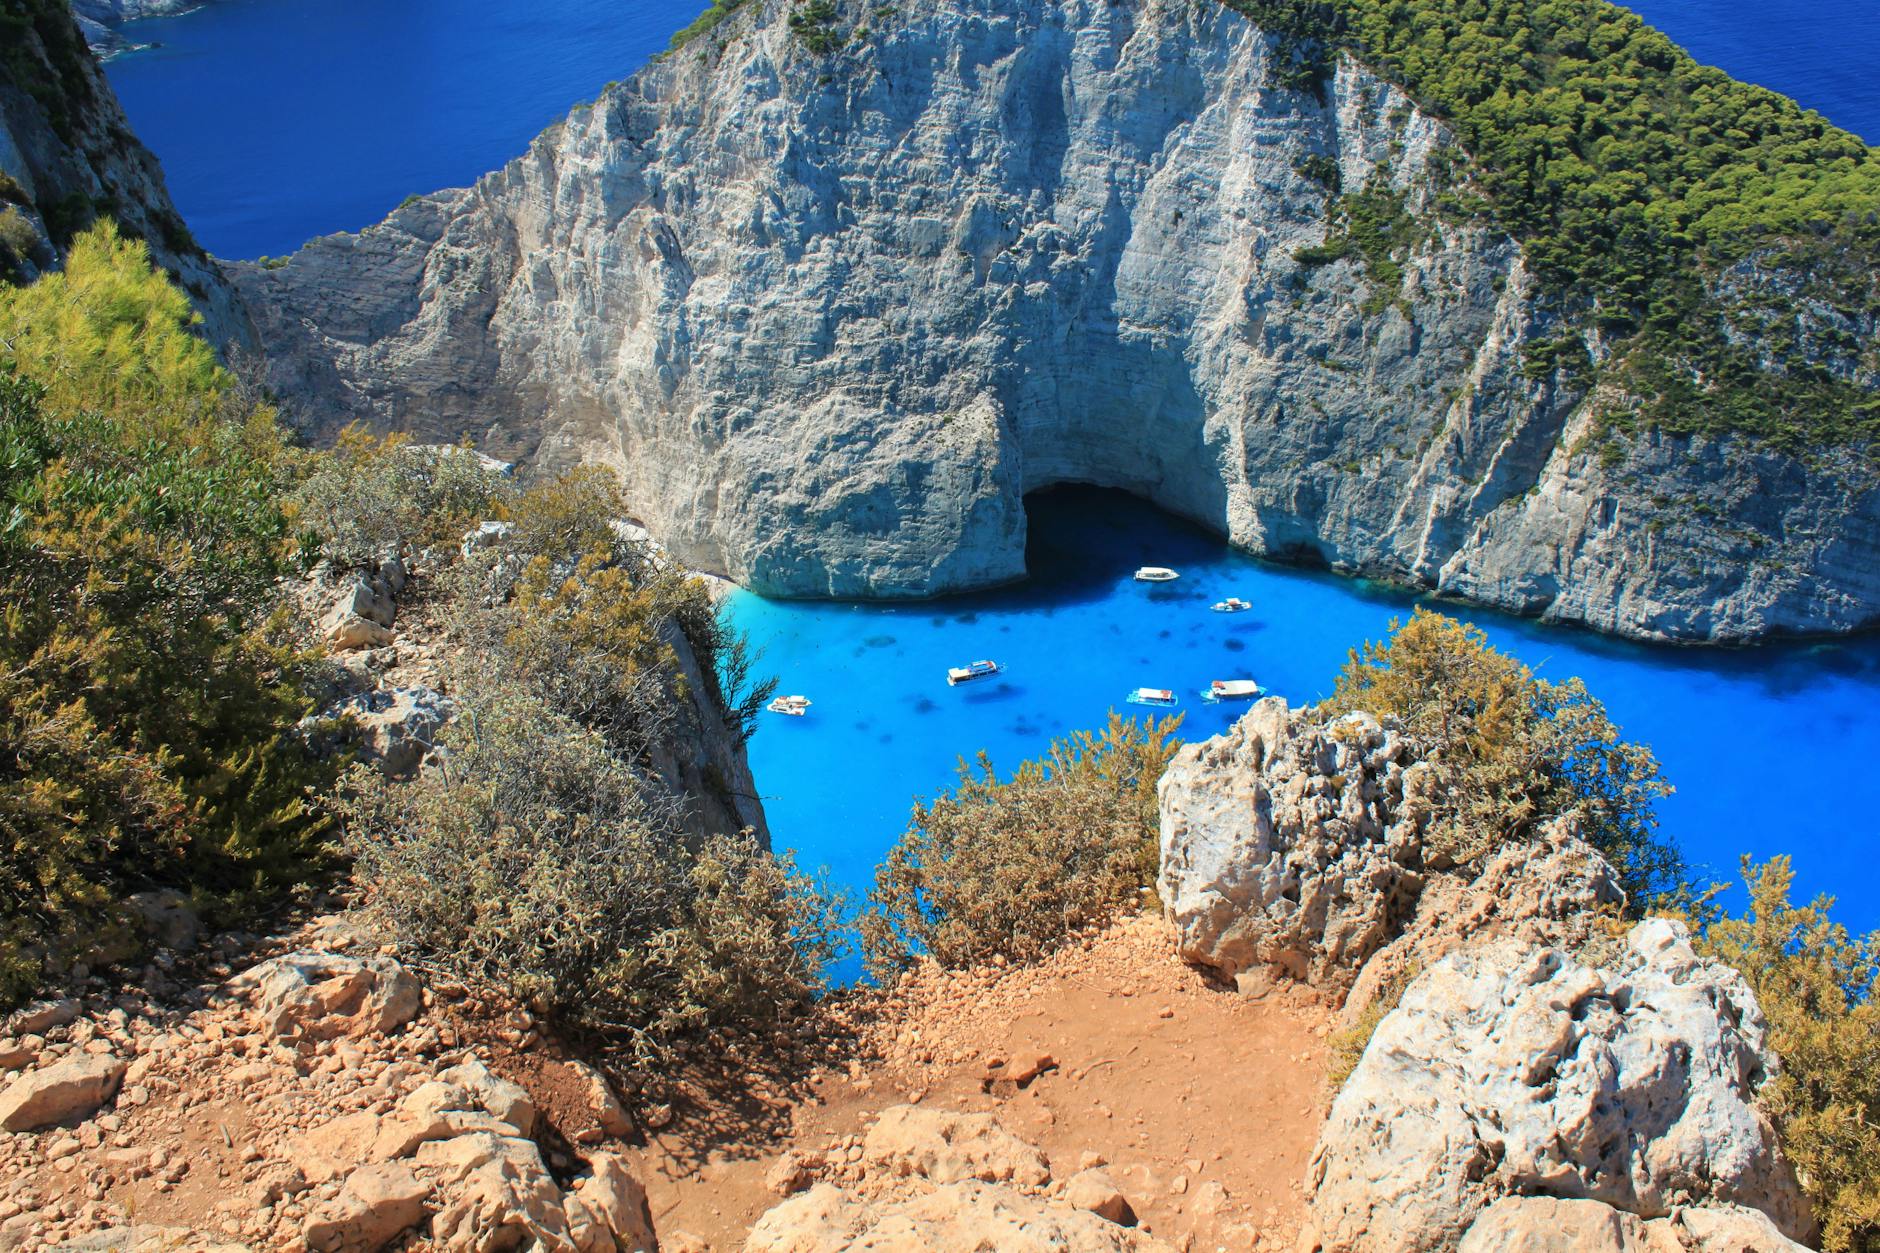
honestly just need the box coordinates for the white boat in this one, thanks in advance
[1134,566,1180,582]
[1127,687,1179,708]
[1207,679,1264,701]
[1211,597,1252,613]
[767,695,813,716]
[947,659,1002,686]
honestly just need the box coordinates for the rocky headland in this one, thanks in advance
[234,0,1880,642]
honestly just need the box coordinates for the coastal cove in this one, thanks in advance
[94,0,1880,929]
[734,488,1880,934]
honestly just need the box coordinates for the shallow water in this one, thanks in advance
[732,488,1880,932]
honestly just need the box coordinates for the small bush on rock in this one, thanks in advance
[861,714,1181,981]
[1323,608,1681,905]
[1695,857,1880,1252]
[341,691,842,1055]
[289,426,508,569]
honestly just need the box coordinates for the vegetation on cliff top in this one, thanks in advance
[861,714,1182,981]
[1218,0,1880,450]
[0,225,329,1002]
[1324,607,1682,906]
[1695,859,1880,1252]
[0,226,825,1055]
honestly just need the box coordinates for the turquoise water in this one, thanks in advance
[734,489,1880,932]
[95,1,1880,928]
[103,0,1879,260]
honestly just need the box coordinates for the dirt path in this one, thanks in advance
[630,914,1333,1251]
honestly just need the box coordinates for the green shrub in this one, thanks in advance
[0,225,330,1003]
[1694,858,1880,1252]
[861,714,1182,981]
[1214,0,1880,451]
[788,0,844,53]
[288,426,509,569]
[1323,608,1681,905]
[340,691,843,1054]
[440,467,775,754]
[666,0,747,53]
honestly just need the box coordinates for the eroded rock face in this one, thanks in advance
[219,952,422,1041]
[1307,920,1814,1253]
[1157,697,1625,1003]
[237,0,1880,642]
[1157,699,1421,989]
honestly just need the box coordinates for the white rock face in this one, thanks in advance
[1307,919,1815,1253]
[1157,697,1623,1002]
[236,0,1880,641]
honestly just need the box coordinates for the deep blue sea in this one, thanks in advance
[105,0,1880,260]
[101,0,1880,932]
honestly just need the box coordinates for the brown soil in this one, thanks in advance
[626,914,1333,1251]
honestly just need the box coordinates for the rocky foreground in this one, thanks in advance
[0,692,1826,1252]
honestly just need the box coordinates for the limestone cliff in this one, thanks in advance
[0,0,249,345]
[235,0,1880,642]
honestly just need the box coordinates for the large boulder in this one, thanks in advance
[0,1052,126,1132]
[1158,699,1422,989]
[1158,699,1627,1006]
[220,952,421,1040]
[301,1162,431,1253]
[744,1181,1173,1252]
[1307,919,1814,1253]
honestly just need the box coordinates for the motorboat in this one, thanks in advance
[1207,679,1264,702]
[1127,687,1179,708]
[1134,566,1180,582]
[1211,597,1252,613]
[947,659,1002,686]
[767,694,813,716]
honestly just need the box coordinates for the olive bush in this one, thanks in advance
[861,714,1181,981]
[341,690,843,1054]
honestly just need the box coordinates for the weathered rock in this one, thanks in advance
[6,997,79,1037]
[1308,920,1815,1253]
[124,889,202,952]
[560,1059,632,1139]
[1456,1197,1812,1253]
[441,1058,538,1137]
[302,1162,431,1253]
[764,1149,824,1198]
[0,1052,125,1131]
[221,952,421,1040]
[52,1225,251,1252]
[1158,698,1625,1004]
[1158,699,1422,989]
[429,1132,579,1251]
[322,607,395,651]
[1063,1169,1137,1226]
[745,1180,1174,1252]
[237,0,1880,644]
[567,1153,658,1253]
[862,1105,1051,1187]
